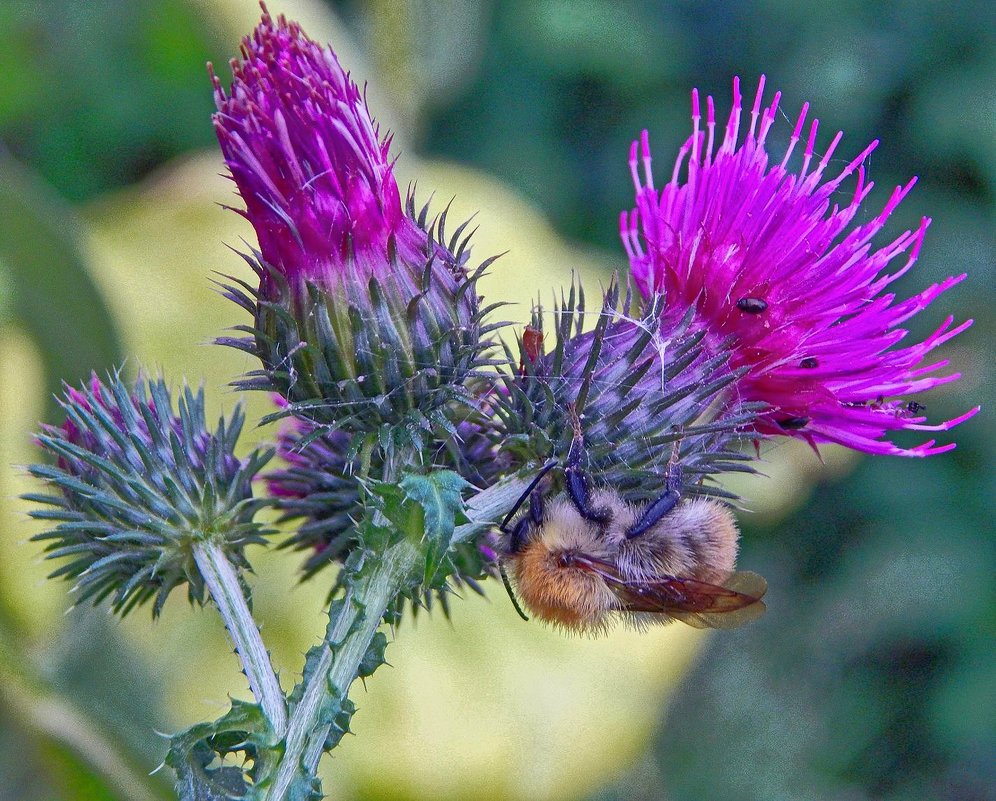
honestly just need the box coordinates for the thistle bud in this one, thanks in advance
[25,373,272,616]
[496,280,760,501]
[212,8,493,443]
[266,401,359,579]
[267,397,501,602]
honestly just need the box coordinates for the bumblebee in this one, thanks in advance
[499,420,767,633]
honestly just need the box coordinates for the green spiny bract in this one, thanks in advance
[25,372,273,616]
[218,215,500,452]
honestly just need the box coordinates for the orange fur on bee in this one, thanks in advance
[509,498,615,632]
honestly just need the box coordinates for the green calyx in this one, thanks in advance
[219,219,504,450]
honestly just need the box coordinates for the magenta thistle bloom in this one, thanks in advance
[210,6,423,287]
[621,76,978,456]
[212,7,493,439]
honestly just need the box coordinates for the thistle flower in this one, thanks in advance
[495,280,761,501]
[25,373,272,616]
[621,76,978,456]
[265,399,359,578]
[212,6,495,443]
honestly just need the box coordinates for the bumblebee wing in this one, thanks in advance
[664,572,768,629]
[579,557,767,629]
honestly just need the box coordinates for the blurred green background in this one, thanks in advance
[0,1,991,799]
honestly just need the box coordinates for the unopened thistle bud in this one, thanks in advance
[621,76,979,456]
[268,397,501,605]
[212,8,495,444]
[496,280,760,501]
[26,373,272,616]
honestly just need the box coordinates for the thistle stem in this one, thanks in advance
[452,474,532,546]
[266,469,535,800]
[192,540,287,734]
[267,539,419,801]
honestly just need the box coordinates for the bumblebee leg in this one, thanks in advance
[625,488,680,539]
[529,490,544,526]
[507,516,532,554]
[499,459,557,533]
[565,426,611,523]
[625,459,683,539]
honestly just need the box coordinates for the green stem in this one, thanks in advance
[265,469,535,800]
[267,539,419,801]
[452,473,531,546]
[192,540,287,734]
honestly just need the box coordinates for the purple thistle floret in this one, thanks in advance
[621,76,978,456]
[210,5,425,288]
[211,6,493,438]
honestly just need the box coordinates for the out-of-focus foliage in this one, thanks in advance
[0,157,123,421]
[0,0,991,800]
[0,0,228,203]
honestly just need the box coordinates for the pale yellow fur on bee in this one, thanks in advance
[615,497,739,585]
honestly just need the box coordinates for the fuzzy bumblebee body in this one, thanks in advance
[503,488,765,633]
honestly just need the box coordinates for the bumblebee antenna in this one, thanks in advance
[496,459,556,623]
[499,562,530,621]
[498,459,557,533]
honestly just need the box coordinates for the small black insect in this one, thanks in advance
[736,297,768,314]
[799,357,819,369]
[776,416,811,430]
[905,401,925,414]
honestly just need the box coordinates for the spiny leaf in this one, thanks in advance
[399,471,471,548]
[316,687,357,752]
[357,631,389,679]
[166,700,279,801]
[398,471,471,584]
